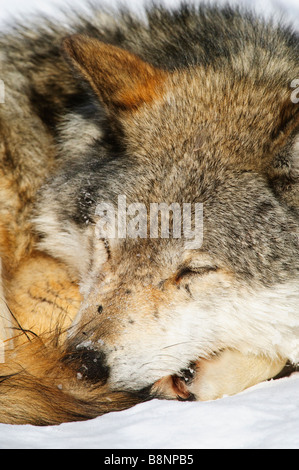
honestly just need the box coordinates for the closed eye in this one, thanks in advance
[175,265,218,283]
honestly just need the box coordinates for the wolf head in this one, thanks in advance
[34,17,299,393]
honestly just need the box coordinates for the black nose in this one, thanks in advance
[63,346,110,385]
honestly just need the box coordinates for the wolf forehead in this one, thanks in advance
[36,166,298,290]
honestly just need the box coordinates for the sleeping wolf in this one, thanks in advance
[0,3,298,425]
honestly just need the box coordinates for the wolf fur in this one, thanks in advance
[0,3,298,425]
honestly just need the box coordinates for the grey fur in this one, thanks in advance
[0,2,298,397]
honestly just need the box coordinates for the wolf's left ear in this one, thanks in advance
[62,35,167,112]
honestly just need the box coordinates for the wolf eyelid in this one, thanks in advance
[176,266,218,282]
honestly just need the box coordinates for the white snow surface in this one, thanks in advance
[0,375,299,449]
[0,0,299,450]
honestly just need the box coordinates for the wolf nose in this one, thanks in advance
[64,346,110,385]
[77,348,110,384]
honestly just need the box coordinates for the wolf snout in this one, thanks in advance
[64,343,110,385]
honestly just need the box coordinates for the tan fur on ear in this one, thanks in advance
[62,35,167,111]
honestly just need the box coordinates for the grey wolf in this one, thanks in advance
[0,2,298,425]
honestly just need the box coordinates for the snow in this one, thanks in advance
[0,375,299,449]
[1,0,299,29]
[0,0,299,450]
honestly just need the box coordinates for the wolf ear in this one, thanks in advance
[62,35,166,112]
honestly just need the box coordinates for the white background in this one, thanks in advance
[0,0,299,28]
[0,0,299,450]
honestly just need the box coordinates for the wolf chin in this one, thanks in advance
[0,3,298,425]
